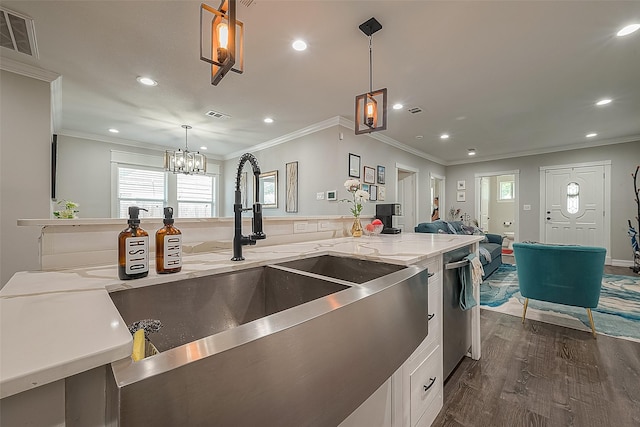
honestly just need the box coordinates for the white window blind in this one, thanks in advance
[177,174,214,217]
[117,167,166,218]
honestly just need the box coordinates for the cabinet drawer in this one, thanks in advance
[410,346,443,427]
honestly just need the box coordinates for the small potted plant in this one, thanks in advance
[53,199,79,219]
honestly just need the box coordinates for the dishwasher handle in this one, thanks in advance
[444,259,470,270]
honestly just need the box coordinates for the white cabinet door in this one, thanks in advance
[339,378,392,427]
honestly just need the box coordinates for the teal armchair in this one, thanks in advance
[513,242,606,338]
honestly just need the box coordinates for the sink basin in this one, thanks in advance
[107,256,429,427]
[109,265,350,352]
[275,254,405,284]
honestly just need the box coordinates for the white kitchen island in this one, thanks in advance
[1,231,483,426]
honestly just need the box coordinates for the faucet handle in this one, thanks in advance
[252,231,266,240]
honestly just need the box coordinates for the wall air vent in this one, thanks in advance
[205,110,231,119]
[0,7,38,58]
[239,0,255,7]
[407,107,423,114]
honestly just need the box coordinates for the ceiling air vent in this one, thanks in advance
[0,7,38,58]
[205,110,231,119]
[407,107,423,114]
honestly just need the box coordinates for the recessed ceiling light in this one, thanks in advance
[468,149,476,156]
[108,128,119,133]
[264,117,274,123]
[440,134,450,140]
[586,133,598,138]
[415,135,423,139]
[136,76,157,86]
[617,23,640,37]
[392,103,403,110]
[596,98,612,106]
[292,40,307,51]
[200,146,207,150]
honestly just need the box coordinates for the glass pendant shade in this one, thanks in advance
[355,88,387,135]
[200,1,244,86]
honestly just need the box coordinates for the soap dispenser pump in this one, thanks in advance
[118,206,149,280]
[155,207,182,274]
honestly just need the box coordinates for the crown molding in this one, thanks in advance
[57,129,225,161]
[0,57,59,82]
[446,134,640,166]
[224,116,341,160]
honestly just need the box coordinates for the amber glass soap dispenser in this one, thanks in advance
[155,207,182,274]
[118,206,149,280]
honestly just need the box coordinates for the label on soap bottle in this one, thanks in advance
[163,235,182,269]
[125,236,149,274]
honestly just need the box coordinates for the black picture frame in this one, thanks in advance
[348,153,361,178]
[377,165,385,184]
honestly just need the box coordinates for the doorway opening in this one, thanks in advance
[395,163,419,232]
[430,173,444,222]
[475,170,520,249]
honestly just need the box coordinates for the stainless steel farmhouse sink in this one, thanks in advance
[107,255,430,427]
[109,265,350,352]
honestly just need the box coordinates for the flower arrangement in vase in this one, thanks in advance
[341,179,369,237]
[53,199,79,219]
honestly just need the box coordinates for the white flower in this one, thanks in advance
[344,179,361,193]
[354,190,369,202]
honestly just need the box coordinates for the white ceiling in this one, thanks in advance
[2,1,639,164]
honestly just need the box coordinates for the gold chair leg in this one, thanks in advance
[586,308,597,339]
[521,298,529,324]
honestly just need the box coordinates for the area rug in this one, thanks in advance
[480,264,640,342]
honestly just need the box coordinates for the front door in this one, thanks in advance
[544,164,605,246]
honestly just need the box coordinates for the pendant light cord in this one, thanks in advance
[368,35,373,94]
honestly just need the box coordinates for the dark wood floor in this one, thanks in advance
[433,309,640,427]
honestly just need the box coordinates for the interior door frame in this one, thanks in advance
[539,160,611,263]
[429,172,445,222]
[474,169,520,241]
[395,163,419,229]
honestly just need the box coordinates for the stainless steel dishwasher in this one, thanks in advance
[442,245,473,381]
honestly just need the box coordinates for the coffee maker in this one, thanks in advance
[375,203,402,234]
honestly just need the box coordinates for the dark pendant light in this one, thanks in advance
[355,17,387,135]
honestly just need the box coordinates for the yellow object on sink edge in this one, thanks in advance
[132,329,145,361]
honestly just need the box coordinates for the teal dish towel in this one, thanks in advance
[458,254,478,311]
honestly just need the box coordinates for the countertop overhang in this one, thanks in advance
[0,233,482,399]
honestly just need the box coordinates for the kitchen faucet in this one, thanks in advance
[232,153,266,261]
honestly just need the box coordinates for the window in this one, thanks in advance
[498,180,515,201]
[567,182,579,214]
[117,167,166,217]
[177,174,215,217]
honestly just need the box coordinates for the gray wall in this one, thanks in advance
[0,70,52,287]
[222,125,446,221]
[445,141,640,262]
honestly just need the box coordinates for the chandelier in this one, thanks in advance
[164,125,207,175]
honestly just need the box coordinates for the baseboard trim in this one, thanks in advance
[611,259,634,268]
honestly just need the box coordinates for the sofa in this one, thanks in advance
[415,220,504,278]
[513,242,606,338]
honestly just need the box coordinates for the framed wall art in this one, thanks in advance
[364,166,375,184]
[285,161,298,213]
[378,186,386,201]
[259,170,278,208]
[457,180,466,190]
[377,165,385,184]
[369,184,378,201]
[349,153,361,178]
[457,191,466,202]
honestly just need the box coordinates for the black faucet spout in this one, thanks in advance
[232,153,267,261]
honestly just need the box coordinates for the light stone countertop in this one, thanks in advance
[0,233,482,399]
